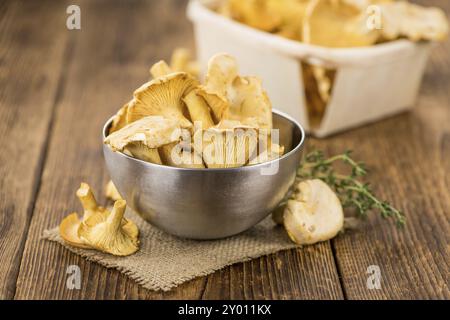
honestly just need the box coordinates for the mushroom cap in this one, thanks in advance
[104,115,183,151]
[223,0,282,32]
[197,53,239,121]
[198,54,272,129]
[78,200,139,256]
[59,213,91,249]
[109,100,132,134]
[267,0,310,40]
[377,2,449,41]
[127,72,198,128]
[124,142,163,164]
[284,179,344,245]
[159,141,205,169]
[303,0,379,47]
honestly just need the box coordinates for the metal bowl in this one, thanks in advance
[103,110,305,239]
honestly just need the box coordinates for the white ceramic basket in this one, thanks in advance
[187,0,432,137]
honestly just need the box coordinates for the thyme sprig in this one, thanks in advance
[292,150,406,227]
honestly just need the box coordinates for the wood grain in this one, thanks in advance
[0,0,69,299]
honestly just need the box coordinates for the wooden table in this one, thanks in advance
[1,0,448,300]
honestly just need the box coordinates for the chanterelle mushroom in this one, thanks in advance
[109,100,132,134]
[78,199,139,256]
[302,0,379,47]
[195,120,259,168]
[283,179,344,245]
[59,183,109,249]
[105,180,122,201]
[170,48,200,78]
[150,60,172,79]
[198,54,272,129]
[225,76,272,130]
[198,53,238,121]
[126,72,197,128]
[377,1,449,42]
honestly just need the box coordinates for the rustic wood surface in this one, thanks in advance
[0,0,448,300]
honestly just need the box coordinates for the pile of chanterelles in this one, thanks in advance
[105,53,283,171]
[219,0,449,124]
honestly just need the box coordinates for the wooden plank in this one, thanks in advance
[14,0,343,299]
[324,0,450,299]
[200,246,343,300]
[0,0,69,299]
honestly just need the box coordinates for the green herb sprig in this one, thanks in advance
[292,150,406,227]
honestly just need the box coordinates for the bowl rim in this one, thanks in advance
[102,109,306,172]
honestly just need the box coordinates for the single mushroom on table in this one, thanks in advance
[59,183,140,256]
[281,179,344,245]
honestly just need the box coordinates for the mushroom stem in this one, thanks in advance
[124,144,163,164]
[183,90,215,129]
[76,183,98,213]
[107,200,127,232]
[171,48,190,72]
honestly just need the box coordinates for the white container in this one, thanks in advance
[187,0,432,137]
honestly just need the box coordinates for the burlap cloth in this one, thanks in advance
[44,209,298,291]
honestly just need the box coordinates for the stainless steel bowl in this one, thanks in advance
[103,110,305,239]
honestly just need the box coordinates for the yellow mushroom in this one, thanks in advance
[197,53,239,121]
[302,0,379,48]
[78,199,139,256]
[198,54,272,129]
[59,213,92,249]
[59,183,109,249]
[195,120,258,168]
[249,140,285,165]
[170,48,200,78]
[109,100,133,134]
[159,141,205,168]
[183,90,215,130]
[105,180,122,201]
[123,142,163,164]
[283,179,344,245]
[104,115,183,164]
[377,1,449,42]
[226,76,272,130]
[150,60,173,79]
[221,0,282,32]
[127,72,198,128]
